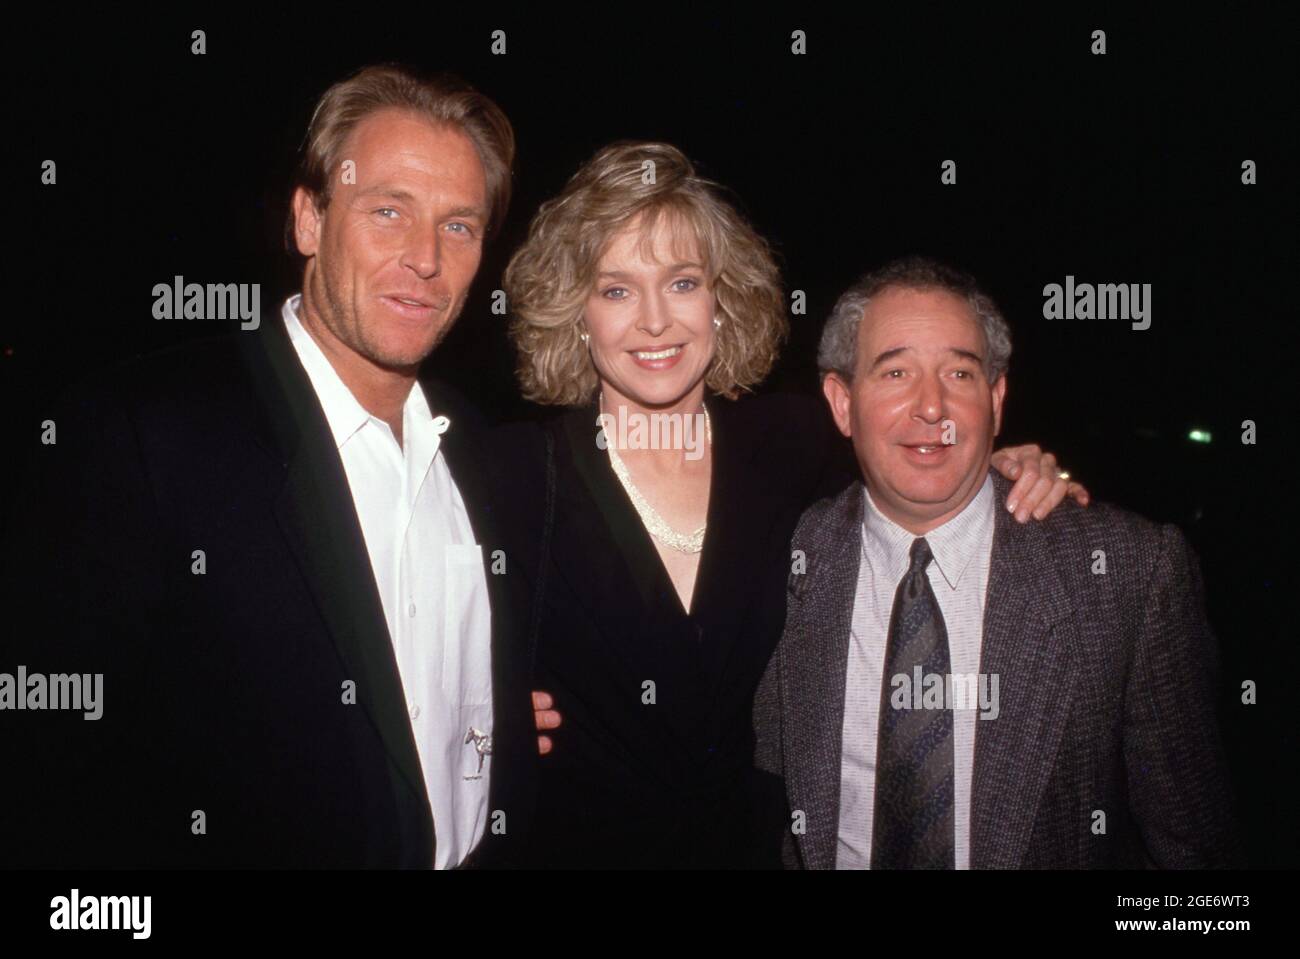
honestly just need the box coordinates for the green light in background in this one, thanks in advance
[1188,429,1212,443]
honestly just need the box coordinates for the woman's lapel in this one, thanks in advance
[690,394,775,681]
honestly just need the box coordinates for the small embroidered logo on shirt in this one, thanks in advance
[464,726,492,780]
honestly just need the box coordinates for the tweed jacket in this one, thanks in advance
[752,468,1243,869]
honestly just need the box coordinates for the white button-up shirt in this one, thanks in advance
[836,474,996,870]
[282,294,493,869]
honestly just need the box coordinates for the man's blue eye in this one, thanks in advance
[376,208,397,218]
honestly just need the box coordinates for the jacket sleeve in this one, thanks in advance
[1121,522,1245,867]
[753,644,783,779]
[752,644,802,868]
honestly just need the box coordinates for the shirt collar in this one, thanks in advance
[861,472,995,591]
[281,294,451,450]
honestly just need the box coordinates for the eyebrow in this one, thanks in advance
[868,346,985,372]
[358,188,416,202]
[597,262,704,280]
[357,189,486,220]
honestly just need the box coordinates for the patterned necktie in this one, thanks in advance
[871,536,955,869]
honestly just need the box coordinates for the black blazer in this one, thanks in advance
[487,392,853,868]
[1,315,537,868]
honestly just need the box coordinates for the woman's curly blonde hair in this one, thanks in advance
[504,141,788,406]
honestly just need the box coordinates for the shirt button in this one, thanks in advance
[410,704,420,721]
[408,603,417,618]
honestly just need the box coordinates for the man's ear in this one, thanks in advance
[292,187,323,257]
[822,372,854,438]
[990,374,1007,437]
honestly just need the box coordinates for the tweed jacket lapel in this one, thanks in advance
[781,481,864,870]
[970,470,1079,868]
[779,469,1081,870]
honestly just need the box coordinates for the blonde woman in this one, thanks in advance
[491,142,1086,868]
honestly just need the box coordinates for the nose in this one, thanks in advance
[635,289,670,338]
[401,228,441,280]
[912,372,945,423]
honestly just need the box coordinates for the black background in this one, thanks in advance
[9,8,1297,867]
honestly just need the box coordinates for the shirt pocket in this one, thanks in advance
[442,542,493,707]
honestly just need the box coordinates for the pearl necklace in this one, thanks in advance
[601,399,712,554]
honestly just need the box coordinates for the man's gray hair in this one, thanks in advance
[817,255,1012,382]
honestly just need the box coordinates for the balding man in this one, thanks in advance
[754,256,1242,869]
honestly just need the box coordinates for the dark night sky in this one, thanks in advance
[10,8,1298,864]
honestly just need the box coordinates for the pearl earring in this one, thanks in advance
[580,332,590,344]
[713,317,722,329]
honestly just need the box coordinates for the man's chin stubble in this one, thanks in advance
[362,298,464,373]
[365,327,450,375]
